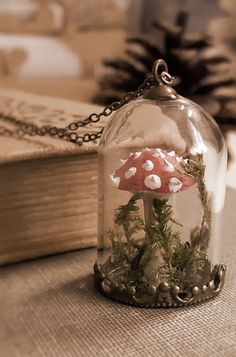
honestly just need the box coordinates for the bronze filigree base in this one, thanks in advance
[94,262,226,308]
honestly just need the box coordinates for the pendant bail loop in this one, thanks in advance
[144,59,177,100]
[152,59,173,85]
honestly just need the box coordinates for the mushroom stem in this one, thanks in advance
[143,193,154,239]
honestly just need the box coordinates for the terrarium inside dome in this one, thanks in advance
[95,60,227,308]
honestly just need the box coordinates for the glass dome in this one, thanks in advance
[94,64,227,308]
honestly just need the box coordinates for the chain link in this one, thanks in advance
[0,76,154,145]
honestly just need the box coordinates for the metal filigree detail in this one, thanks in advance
[94,262,226,308]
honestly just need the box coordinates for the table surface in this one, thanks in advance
[0,189,236,357]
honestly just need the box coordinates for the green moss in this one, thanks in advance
[107,153,212,292]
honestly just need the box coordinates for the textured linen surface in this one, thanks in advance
[0,189,236,357]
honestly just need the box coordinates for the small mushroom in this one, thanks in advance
[110,148,194,194]
[110,147,195,228]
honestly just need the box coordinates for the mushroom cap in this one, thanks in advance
[110,148,195,194]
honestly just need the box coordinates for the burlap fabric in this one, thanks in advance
[0,189,236,357]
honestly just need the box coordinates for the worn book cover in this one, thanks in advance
[0,89,105,265]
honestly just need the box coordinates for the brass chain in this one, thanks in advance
[0,77,155,145]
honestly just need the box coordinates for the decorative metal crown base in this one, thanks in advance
[94,262,226,308]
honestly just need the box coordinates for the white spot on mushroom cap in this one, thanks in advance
[110,174,120,188]
[164,159,175,173]
[168,177,183,193]
[124,167,137,179]
[152,148,165,158]
[142,160,154,171]
[168,150,176,157]
[144,174,161,190]
[134,152,141,159]
[176,156,183,163]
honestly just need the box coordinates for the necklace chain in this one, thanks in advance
[0,77,154,145]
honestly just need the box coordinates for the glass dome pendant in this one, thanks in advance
[94,59,227,308]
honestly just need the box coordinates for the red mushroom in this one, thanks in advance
[110,148,194,194]
[110,148,195,228]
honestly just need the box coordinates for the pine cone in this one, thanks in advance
[94,11,236,135]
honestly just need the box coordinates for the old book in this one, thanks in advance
[0,88,105,265]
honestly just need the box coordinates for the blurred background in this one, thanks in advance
[0,0,234,103]
[0,1,234,238]
[1,0,234,182]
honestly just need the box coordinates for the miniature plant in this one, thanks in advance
[108,148,211,292]
[171,154,212,289]
[108,193,144,267]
